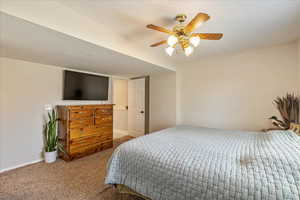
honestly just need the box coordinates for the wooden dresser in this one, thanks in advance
[57,104,113,161]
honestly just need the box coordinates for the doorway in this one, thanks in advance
[112,77,149,139]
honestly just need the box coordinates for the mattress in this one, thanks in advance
[105,126,300,200]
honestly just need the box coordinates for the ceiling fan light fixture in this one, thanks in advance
[184,46,194,56]
[147,13,223,57]
[167,35,178,46]
[165,46,175,56]
[190,36,200,47]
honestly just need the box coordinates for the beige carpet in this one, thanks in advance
[0,136,143,200]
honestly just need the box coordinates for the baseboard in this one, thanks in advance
[114,129,129,139]
[128,130,144,137]
[114,129,128,135]
[0,159,43,173]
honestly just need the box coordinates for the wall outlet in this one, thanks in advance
[44,104,52,111]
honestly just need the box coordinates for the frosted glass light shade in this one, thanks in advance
[167,35,178,46]
[190,36,200,47]
[184,46,193,56]
[165,46,175,56]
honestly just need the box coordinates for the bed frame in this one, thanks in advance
[115,184,151,200]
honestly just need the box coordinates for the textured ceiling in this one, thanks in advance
[1,0,300,74]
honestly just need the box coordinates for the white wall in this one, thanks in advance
[0,58,4,170]
[150,72,177,132]
[0,57,112,171]
[112,78,128,138]
[177,43,298,131]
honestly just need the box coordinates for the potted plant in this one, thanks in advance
[269,93,299,129]
[44,109,63,163]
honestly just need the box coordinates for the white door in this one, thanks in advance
[112,79,129,139]
[128,78,145,137]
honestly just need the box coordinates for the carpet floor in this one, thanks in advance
[0,136,143,200]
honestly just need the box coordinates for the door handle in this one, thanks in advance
[140,111,144,114]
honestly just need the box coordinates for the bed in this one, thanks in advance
[105,126,300,200]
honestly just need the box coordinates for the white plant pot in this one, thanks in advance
[44,150,57,163]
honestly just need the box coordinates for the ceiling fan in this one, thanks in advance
[146,13,223,56]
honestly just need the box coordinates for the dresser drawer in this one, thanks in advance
[69,118,93,129]
[95,125,112,134]
[95,108,112,115]
[70,135,101,151]
[70,110,93,119]
[70,127,99,140]
[69,137,113,154]
[100,134,113,142]
[70,142,101,154]
[69,141,112,155]
[70,125,112,140]
[95,115,112,125]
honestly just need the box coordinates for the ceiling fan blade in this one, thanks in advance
[150,40,167,47]
[192,33,223,40]
[184,13,210,33]
[146,24,174,34]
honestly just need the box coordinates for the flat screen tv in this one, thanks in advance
[63,70,109,100]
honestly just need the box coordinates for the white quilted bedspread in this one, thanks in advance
[105,126,300,200]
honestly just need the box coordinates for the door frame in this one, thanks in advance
[130,76,150,135]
